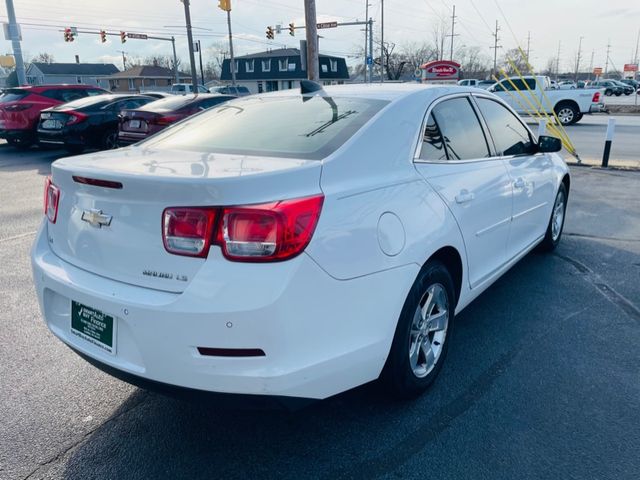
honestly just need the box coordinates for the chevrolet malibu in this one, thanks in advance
[32,82,569,400]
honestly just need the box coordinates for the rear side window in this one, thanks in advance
[423,97,490,161]
[140,96,196,112]
[476,98,535,156]
[419,114,447,161]
[58,89,87,103]
[494,78,536,91]
[142,95,389,160]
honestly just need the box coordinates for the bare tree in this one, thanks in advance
[431,20,449,61]
[31,52,55,64]
[456,46,491,79]
[501,48,531,75]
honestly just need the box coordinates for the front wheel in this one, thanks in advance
[381,261,455,399]
[101,130,119,150]
[538,183,567,252]
[605,89,612,96]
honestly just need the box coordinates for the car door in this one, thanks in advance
[473,95,555,260]
[414,95,513,289]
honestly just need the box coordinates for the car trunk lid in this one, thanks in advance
[47,147,322,293]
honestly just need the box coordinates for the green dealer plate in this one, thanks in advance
[71,301,116,354]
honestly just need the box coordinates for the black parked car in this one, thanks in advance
[37,94,155,153]
[588,80,623,96]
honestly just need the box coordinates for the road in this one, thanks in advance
[526,114,640,167]
[1,144,639,480]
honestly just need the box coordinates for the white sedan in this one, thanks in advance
[32,82,569,400]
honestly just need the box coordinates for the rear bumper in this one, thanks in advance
[0,128,35,141]
[589,103,606,113]
[118,131,148,146]
[37,128,85,147]
[31,220,415,399]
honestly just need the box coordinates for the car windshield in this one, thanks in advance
[139,95,198,112]
[141,95,389,160]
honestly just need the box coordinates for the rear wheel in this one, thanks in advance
[65,145,84,155]
[555,102,579,126]
[381,261,455,399]
[6,137,34,149]
[605,89,613,96]
[538,183,567,252]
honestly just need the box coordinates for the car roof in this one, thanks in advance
[265,83,473,103]
[15,84,105,91]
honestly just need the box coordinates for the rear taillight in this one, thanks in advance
[154,115,181,126]
[64,111,88,125]
[44,176,60,223]
[4,103,32,111]
[163,208,217,257]
[592,91,601,103]
[217,195,324,262]
[162,195,324,262]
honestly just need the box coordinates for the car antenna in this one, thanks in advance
[300,80,324,95]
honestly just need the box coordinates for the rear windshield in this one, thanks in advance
[0,89,29,102]
[53,95,111,110]
[139,95,197,112]
[141,95,389,160]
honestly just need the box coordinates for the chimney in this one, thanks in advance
[75,55,80,64]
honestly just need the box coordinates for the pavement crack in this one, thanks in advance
[0,231,36,243]
[21,391,150,480]
[554,252,640,323]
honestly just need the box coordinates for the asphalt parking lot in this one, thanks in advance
[1,139,639,479]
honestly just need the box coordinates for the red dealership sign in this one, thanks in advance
[623,64,638,72]
[420,60,461,82]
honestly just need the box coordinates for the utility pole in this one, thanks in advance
[363,1,369,82]
[171,36,179,83]
[181,0,199,88]
[226,7,236,85]
[117,50,127,70]
[555,40,561,80]
[380,0,384,82]
[5,0,26,85]
[490,20,501,76]
[368,18,374,83]
[197,40,205,85]
[604,40,611,76]
[634,29,639,80]
[447,5,459,61]
[588,49,594,81]
[525,31,531,62]
[304,0,319,81]
[574,36,583,82]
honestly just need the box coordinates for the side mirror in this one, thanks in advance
[538,135,562,153]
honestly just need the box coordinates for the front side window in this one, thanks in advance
[425,97,490,161]
[475,98,535,156]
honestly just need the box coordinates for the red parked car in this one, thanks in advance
[0,84,107,148]
[118,93,235,146]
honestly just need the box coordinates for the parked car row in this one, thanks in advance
[458,77,639,96]
[0,84,239,153]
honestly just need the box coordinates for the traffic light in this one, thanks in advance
[63,27,74,42]
[289,22,295,36]
[266,26,274,40]
[99,30,106,43]
[218,0,231,11]
[120,31,127,43]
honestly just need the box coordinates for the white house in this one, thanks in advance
[26,62,119,89]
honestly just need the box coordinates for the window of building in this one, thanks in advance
[321,64,328,73]
[262,59,271,72]
[246,60,254,73]
[330,59,338,72]
[279,58,288,71]
[76,76,82,84]
[128,78,135,90]
[288,62,295,72]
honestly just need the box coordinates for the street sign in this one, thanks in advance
[127,33,148,40]
[0,54,15,68]
[3,22,22,41]
[593,67,603,75]
[366,56,373,66]
[623,64,638,72]
[317,22,338,29]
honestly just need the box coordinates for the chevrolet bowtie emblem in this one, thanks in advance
[81,209,112,228]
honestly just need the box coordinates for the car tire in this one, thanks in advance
[381,260,455,399]
[538,183,567,252]
[615,91,622,96]
[555,102,579,126]
[65,145,84,155]
[575,112,583,123]
[605,89,612,96]
[102,130,119,150]
[7,137,34,150]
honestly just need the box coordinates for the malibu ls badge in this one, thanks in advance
[81,209,112,228]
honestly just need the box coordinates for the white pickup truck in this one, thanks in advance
[486,75,606,125]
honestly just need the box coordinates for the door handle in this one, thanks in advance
[513,178,526,189]
[455,190,475,204]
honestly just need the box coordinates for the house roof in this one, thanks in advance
[221,49,349,81]
[235,48,341,60]
[108,65,190,79]
[30,62,119,76]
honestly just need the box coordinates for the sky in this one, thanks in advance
[1,0,639,75]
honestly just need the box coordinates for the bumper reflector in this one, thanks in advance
[197,347,266,357]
